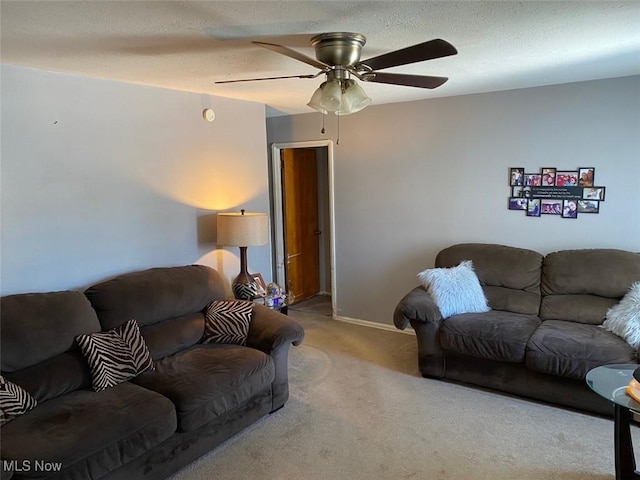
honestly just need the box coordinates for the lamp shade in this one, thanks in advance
[217,212,269,247]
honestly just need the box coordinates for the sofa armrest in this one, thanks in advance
[393,286,443,330]
[394,286,446,378]
[247,304,304,353]
[247,304,304,411]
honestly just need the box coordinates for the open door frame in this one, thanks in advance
[270,140,337,318]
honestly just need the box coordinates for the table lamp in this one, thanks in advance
[217,209,269,300]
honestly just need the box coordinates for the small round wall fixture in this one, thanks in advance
[202,108,215,122]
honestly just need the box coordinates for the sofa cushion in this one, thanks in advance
[133,344,274,432]
[542,249,640,298]
[141,312,205,361]
[540,249,640,323]
[203,300,254,345]
[418,260,490,319]
[0,381,176,479]
[85,265,226,331]
[1,291,101,406]
[0,375,37,425]
[76,319,154,391]
[526,320,636,379]
[440,310,541,362]
[436,243,543,315]
[540,295,618,325]
[1,291,101,372]
[4,349,92,404]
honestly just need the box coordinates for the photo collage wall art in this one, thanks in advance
[509,167,605,218]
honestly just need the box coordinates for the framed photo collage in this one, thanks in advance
[509,167,605,219]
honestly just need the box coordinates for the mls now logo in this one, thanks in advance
[2,460,63,473]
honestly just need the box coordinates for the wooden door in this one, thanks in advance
[282,148,320,303]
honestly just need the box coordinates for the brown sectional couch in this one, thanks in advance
[1,265,304,480]
[394,243,640,416]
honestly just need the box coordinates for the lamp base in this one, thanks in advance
[232,246,259,300]
[232,271,258,300]
[232,281,258,300]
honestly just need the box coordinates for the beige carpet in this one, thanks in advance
[169,310,638,480]
[289,294,333,317]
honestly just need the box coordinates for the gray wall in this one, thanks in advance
[267,76,640,326]
[1,65,272,296]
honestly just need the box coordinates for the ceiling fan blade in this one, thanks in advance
[215,74,317,84]
[365,72,449,89]
[252,41,330,70]
[360,39,457,71]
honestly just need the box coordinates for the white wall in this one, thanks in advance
[267,76,640,326]
[1,65,272,295]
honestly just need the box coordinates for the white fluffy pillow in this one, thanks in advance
[418,260,490,319]
[603,282,640,348]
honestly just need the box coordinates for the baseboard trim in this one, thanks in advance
[334,315,415,336]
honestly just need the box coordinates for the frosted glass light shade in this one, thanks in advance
[308,78,372,115]
[337,80,372,115]
[217,212,268,247]
[307,84,328,113]
[319,79,343,112]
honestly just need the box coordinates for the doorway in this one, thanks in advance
[282,148,320,302]
[270,140,336,317]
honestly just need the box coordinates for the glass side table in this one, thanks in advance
[253,295,289,315]
[586,364,640,480]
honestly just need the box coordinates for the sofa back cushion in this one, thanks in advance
[85,265,226,360]
[141,312,206,360]
[0,291,99,402]
[436,243,543,315]
[541,249,640,324]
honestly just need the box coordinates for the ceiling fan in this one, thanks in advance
[216,32,458,115]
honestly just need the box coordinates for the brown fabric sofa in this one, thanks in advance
[394,243,640,416]
[1,265,304,480]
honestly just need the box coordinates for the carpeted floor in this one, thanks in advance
[289,294,333,317]
[169,310,638,480]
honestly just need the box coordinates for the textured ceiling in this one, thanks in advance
[1,1,639,116]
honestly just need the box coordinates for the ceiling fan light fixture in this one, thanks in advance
[232,34,457,114]
[336,79,371,115]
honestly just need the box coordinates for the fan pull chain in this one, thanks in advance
[321,113,325,134]
[337,113,340,145]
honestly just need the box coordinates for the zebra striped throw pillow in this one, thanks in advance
[203,300,254,345]
[76,319,154,392]
[0,375,37,425]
